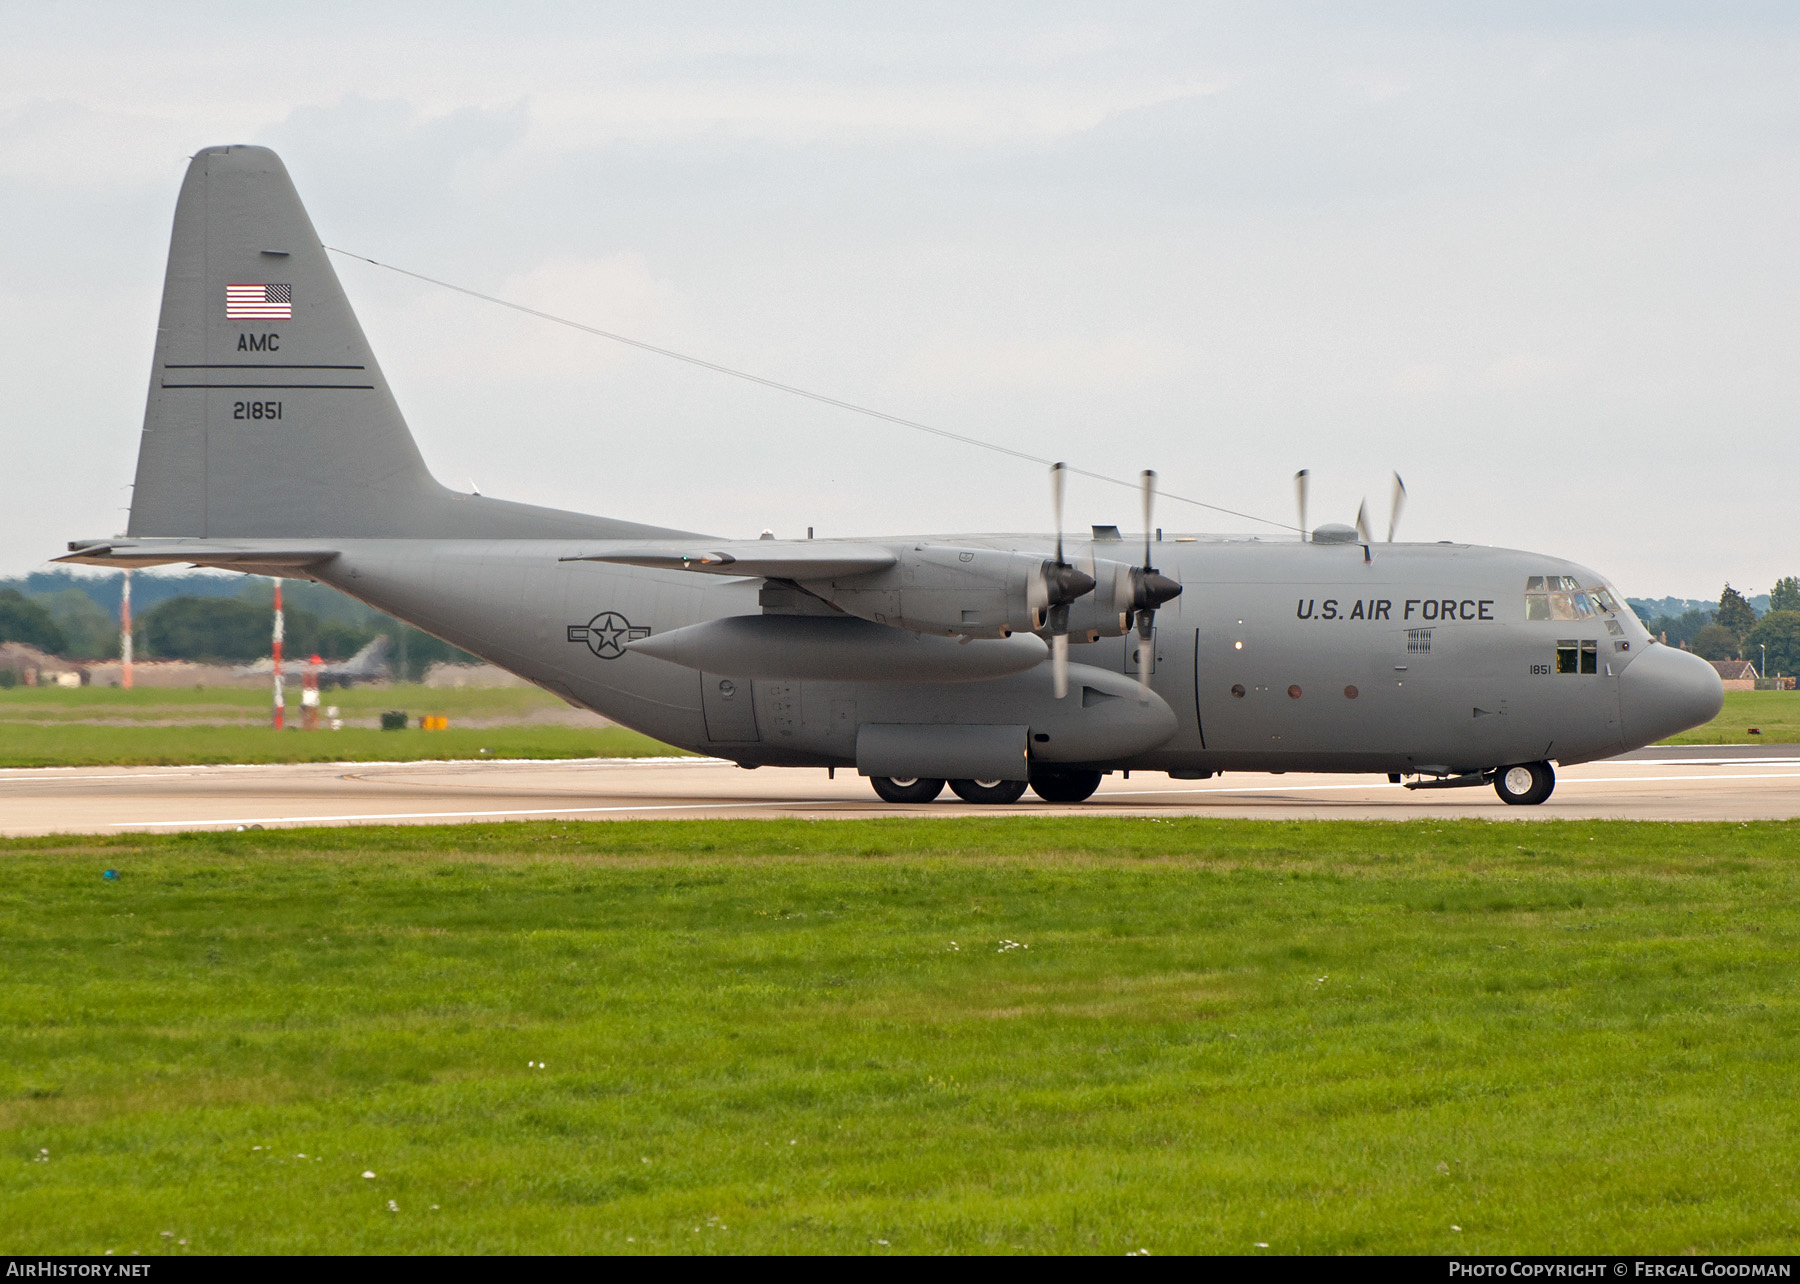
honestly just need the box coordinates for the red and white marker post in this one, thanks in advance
[271,580,285,730]
[119,570,133,690]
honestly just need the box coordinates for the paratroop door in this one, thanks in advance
[701,673,760,742]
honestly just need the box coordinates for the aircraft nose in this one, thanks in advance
[1618,644,1724,746]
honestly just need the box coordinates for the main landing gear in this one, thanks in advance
[867,768,1105,805]
[869,776,945,804]
[1493,760,1555,806]
[949,778,1028,804]
[1028,766,1103,804]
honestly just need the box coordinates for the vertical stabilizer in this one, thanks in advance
[126,145,652,542]
[129,145,443,537]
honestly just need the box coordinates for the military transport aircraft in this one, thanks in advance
[60,145,1724,806]
[233,634,390,684]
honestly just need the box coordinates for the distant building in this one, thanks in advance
[1708,658,1759,691]
[0,642,85,686]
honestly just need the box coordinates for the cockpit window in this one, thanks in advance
[1525,575,1624,622]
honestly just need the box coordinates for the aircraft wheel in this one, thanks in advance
[1493,761,1555,806]
[949,778,1028,804]
[869,776,945,804]
[1029,766,1103,804]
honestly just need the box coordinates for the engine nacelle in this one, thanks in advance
[799,546,1053,639]
[798,545,1173,643]
[1061,557,1141,640]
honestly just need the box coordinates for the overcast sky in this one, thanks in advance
[3,2,1797,599]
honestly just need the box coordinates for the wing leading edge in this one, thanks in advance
[57,540,339,570]
[562,540,896,580]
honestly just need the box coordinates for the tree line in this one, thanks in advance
[1644,577,1800,675]
[0,576,476,681]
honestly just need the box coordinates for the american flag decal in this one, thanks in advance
[226,283,292,319]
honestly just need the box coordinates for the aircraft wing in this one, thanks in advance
[57,539,339,570]
[562,540,895,580]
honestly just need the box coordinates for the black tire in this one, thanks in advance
[870,776,945,804]
[949,778,1028,804]
[1493,761,1555,806]
[1029,766,1104,804]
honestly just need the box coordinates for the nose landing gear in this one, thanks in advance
[1493,761,1555,806]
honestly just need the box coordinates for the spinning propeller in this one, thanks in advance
[1035,462,1178,700]
[1128,469,1182,700]
[1299,469,1408,546]
[1040,462,1096,699]
[1354,472,1408,545]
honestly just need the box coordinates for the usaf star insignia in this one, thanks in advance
[567,611,651,659]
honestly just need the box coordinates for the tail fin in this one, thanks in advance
[127,145,650,541]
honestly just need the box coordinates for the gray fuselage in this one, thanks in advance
[307,532,1712,776]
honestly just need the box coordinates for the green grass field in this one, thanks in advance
[1662,689,1800,745]
[3,818,1797,1254]
[0,724,679,768]
[0,683,682,765]
[0,681,574,723]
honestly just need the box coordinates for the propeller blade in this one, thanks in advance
[1140,469,1157,569]
[1387,471,1407,543]
[1050,461,1068,566]
[1136,611,1154,701]
[1132,471,1171,700]
[1047,601,1078,698]
[1026,566,1049,627]
[1294,469,1310,542]
[1355,498,1372,545]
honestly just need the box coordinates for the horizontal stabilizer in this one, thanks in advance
[563,540,896,580]
[56,539,337,570]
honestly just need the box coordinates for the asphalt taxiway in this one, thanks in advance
[0,745,1795,836]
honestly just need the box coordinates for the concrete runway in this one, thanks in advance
[1,745,1797,835]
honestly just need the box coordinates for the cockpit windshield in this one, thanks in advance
[1525,576,1629,622]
